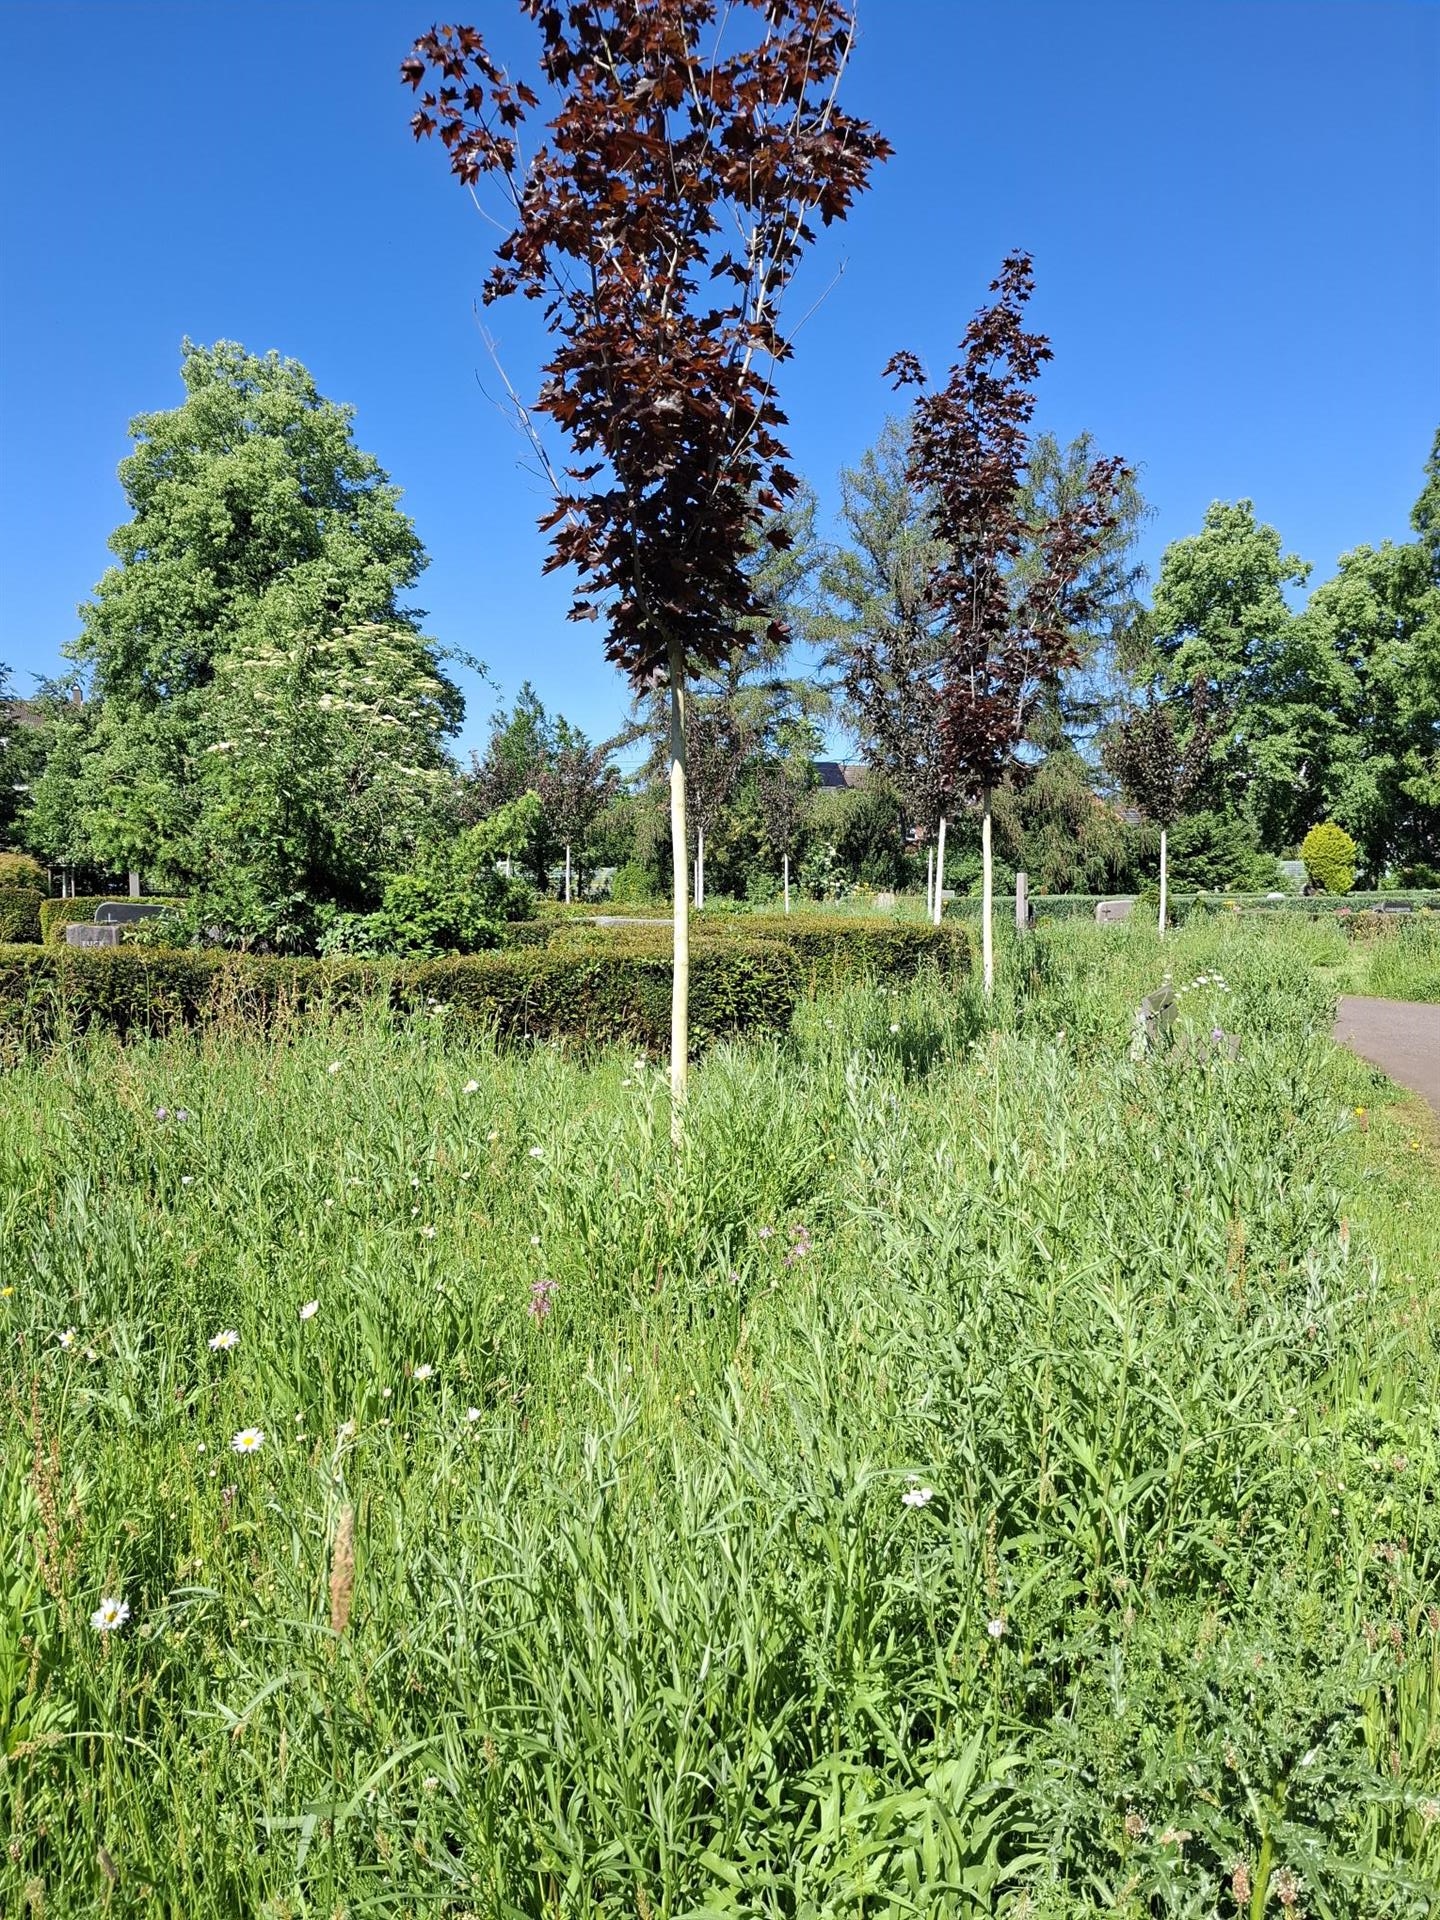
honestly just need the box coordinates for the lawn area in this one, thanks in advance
[2,920,1437,1918]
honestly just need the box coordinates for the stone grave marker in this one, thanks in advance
[1096,898,1134,924]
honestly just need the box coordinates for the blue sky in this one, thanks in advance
[1,0,1436,770]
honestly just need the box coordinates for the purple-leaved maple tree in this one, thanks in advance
[403,2,889,1130]
[888,253,1133,985]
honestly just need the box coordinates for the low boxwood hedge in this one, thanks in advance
[0,939,800,1055]
[520,913,970,989]
[0,886,43,943]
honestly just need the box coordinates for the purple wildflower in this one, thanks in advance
[528,1277,558,1323]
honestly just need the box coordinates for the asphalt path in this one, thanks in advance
[1334,995,1440,1112]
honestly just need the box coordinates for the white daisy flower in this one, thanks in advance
[528,1146,544,1159]
[987,1616,1008,1639]
[299,1300,319,1320]
[462,1079,480,1094]
[901,1486,934,1508]
[57,1327,78,1350]
[326,1061,342,1076]
[412,1363,434,1382]
[91,1596,130,1632]
[208,1329,239,1352]
[231,1427,265,1455]
[464,1407,482,1422]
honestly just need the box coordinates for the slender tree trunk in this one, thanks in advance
[564,842,572,905]
[981,789,994,997]
[697,827,705,910]
[1158,826,1168,941]
[667,639,690,1144]
[783,850,790,916]
[932,816,947,927]
[925,845,934,919]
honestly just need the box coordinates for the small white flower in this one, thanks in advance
[180,1175,194,1187]
[381,1386,392,1398]
[419,1225,437,1239]
[528,1146,544,1159]
[987,1616,1008,1640]
[299,1299,319,1320]
[464,1407,482,1422]
[91,1596,130,1632]
[889,1022,900,1034]
[529,1234,541,1247]
[412,1363,434,1381]
[326,1061,342,1076]
[57,1327,77,1350]
[231,1427,265,1455]
[196,1442,206,1453]
[462,1079,480,1094]
[208,1329,239,1352]
[337,1419,357,1439]
[902,1485,934,1508]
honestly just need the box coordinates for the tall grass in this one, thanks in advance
[2,921,1436,1916]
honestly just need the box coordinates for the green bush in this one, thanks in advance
[0,851,46,890]
[0,885,43,942]
[0,939,800,1054]
[1301,819,1358,894]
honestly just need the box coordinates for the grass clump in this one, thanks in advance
[1,920,1436,1916]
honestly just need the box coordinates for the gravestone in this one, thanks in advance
[94,901,169,926]
[1015,872,1034,933]
[1130,981,1177,1059]
[873,892,897,912]
[1096,898,1134,925]
[65,922,121,947]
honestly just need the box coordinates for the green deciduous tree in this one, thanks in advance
[28,341,463,940]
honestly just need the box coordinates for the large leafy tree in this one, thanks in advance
[403,0,889,1134]
[889,253,1132,985]
[28,341,462,935]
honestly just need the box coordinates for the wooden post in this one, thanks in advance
[981,790,994,996]
[667,638,690,1143]
[1015,870,1028,934]
[1158,827,1168,940]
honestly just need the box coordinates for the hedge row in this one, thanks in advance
[0,886,43,943]
[527,914,971,988]
[940,890,1440,921]
[0,941,800,1054]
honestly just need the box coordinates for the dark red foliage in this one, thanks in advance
[404,3,891,685]
[888,253,1133,796]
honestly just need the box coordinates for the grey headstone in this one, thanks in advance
[94,901,169,925]
[65,922,122,947]
[873,892,896,912]
[1096,898,1134,924]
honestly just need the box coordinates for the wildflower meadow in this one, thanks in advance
[3,916,1438,1917]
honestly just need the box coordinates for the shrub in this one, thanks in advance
[0,939,800,1054]
[0,885,43,942]
[1300,820,1358,894]
[540,913,970,992]
[0,851,45,889]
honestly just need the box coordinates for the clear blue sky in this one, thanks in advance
[2,0,1436,769]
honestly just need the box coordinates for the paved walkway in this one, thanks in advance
[1334,995,1440,1112]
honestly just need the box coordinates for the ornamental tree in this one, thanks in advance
[403,1,889,1131]
[888,254,1132,986]
[1104,681,1223,937]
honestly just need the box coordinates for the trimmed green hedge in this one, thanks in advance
[39,896,183,944]
[0,941,800,1055]
[521,914,971,990]
[0,886,43,943]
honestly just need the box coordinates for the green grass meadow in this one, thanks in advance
[2,920,1438,1917]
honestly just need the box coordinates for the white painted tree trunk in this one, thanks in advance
[696,827,705,910]
[783,850,790,916]
[667,641,690,1144]
[925,845,935,919]
[564,842,572,905]
[1158,827,1168,940]
[981,789,994,996]
[932,816,947,927]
